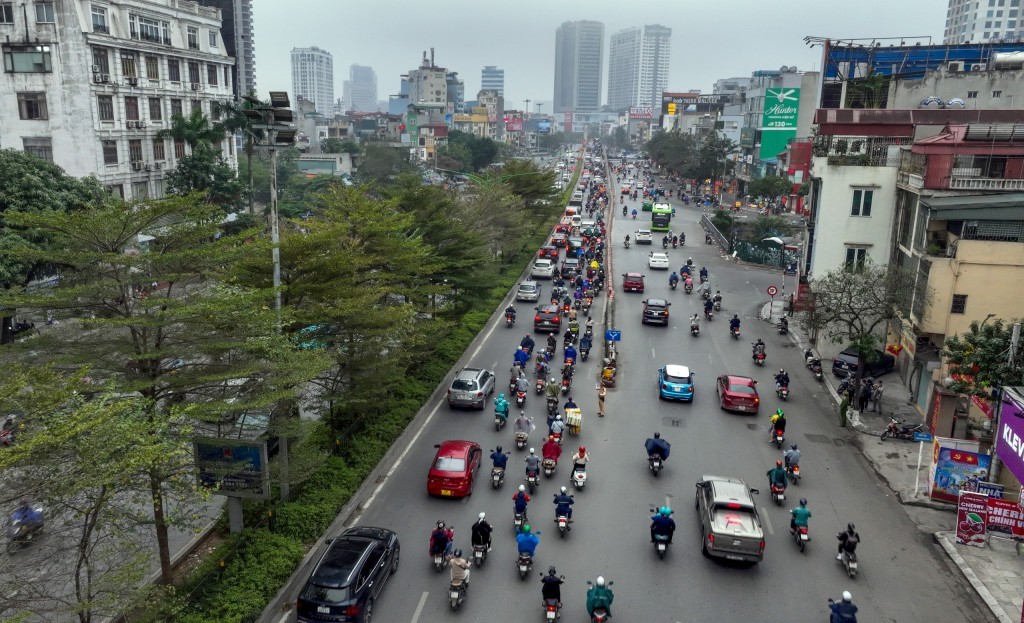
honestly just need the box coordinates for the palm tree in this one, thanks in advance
[213,97,267,214]
[155,108,225,149]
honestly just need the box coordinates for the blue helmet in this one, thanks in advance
[659,506,672,517]
[499,393,505,399]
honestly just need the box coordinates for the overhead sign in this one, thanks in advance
[759,87,800,160]
[194,438,271,499]
[629,107,653,120]
[605,329,621,342]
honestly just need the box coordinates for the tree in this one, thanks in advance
[743,215,793,242]
[213,98,267,214]
[803,260,923,391]
[609,126,630,150]
[943,318,1024,398]
[321,138,360,154]
[447,130,499,171]
[355,145,415,184]
[155,109,225,149]
[494,159,558,213]
[164,143,248,211]
[748,175,793,199]
[710,209,734,239]
[436,141,472,172]
[692,132,738,182]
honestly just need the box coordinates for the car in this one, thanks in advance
[622,272,645,293]
[516,280,541,302]
[635,230,653,245]
[447,367,495,410]
[533,304,562,333]
[659,365,694,401]
[551,232,568,248]
[427,440,482,498]
[581,218,597,231]
[560,258,581,278]
[642,298,671,325]
[832,348,896,378]
[648,252,670,270]
[532,259,556,280]
[538,245,558,260]
[295,526,400,623]
[716,375,760,414]
[567,237,585,252]
[694,475,765,563]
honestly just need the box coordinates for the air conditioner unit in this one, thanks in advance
[101,73,110,83]
[128,77,139,87]
[970,63,987,71]
[190,83,201,91]
[93,72,103,83]
[144,164,152,172]
[136,121,145,128]
[130,161,143,171]
[126,120,135,129]
[154,162,163,170]
[947,61,964,72]
[92,64,101,73]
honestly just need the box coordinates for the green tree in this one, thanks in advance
[155,109,225,148]
[692,132,738,182]
[609,126,630,150]
[743,215,793,242]
[943,318,1024,397]
[321,138,360,154]
[710,209,734,239]
[447,130,499,171]
[213,97,267,214]
[748,175,793,199]
[436,141,473,172]
[164,143,248,210]
[495,159,558,213]
[355,145,415,184]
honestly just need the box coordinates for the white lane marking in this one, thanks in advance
[760,505,774,536]
[276,611,289,623]
[471,306,505,360]
[410,591,429,623]
[652,347,656,358]
[362,399,443,512]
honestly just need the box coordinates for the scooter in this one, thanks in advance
[494,412,507,431]
[731,326,741,340]
[580,346,590,361]
[491,466,505,488]
[514,511,527,532]
[778,321,789,335]
[662,238,669,249]
[6,510,43,555]
[546,396,558,416]
[516,390,527,408]
[776,384,790,401]
[543,597,562,621]
[449,579,468,610]
[586,580,614,622]
[506,313,515,327]
[561,378,571,395]
[714,299,722,311]
[517,552,533,580]
[515,432,528,450]
[571,466,587,490]
[774,428,785,449]
[684,281,693,294]
[754,352,766,367]
[556,509,572,537]
[704,309,713,320]
[839,548,859,577]
[881,417,924,441]
[472,542,488,567]
[787,463,801,485]
[770,483,786,506]
[535,378,545,395]
[810,360,824,382]
[690,324,700,337]
[648,455,664,476]
[670,279,678,291]
[701,289,711,300]
[526,469,540,494]
[653,533,671,559]
[793,525,809,552]
[623,238,629,249]
[543,458,557,478]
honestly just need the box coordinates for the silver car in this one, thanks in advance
[447,368,495,410]
[516,281,541,302]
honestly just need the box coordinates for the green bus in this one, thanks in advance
[651,203,673,232]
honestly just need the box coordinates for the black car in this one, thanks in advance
[534,304,562,333]
[641,298,671,325]
[831,348,896,378]
[560,258,581,278]
[296,526,400,623]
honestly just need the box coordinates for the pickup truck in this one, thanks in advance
[695,475,765,563]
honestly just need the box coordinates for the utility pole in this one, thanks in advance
[524,99,531,119]
[536,102,544,116]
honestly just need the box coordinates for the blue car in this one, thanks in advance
[658,364,694,401]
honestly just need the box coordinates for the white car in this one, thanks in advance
[635,230,654,245]
[648,252,671,270]
[532,259,556,280]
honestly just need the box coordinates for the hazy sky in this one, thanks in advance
[252,0,947,111]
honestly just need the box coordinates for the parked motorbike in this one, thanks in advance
[648,455,664,476]
[881,417,923,441]
[770,483,786,506]
[793,525,809,552]
[491,466,505,489]
[449,579,468,610]
[517,552,533,580]
[516,391,527,408]
[571,466,587,490]
[543,458,557,478]
[776,384,790,401]
[526,469,540,494]
[515,432,528,450]
[839,548,859,578]
[472,543,488,567]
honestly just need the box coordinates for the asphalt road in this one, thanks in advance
[277,167,991,623]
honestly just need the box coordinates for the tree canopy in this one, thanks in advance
[645,130,737,181]
[747,175,793,199]
[943,318,1024,398]
[164,143,248,210]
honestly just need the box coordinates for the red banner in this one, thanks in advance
[987,498,1024,539]
[956,491,988,546]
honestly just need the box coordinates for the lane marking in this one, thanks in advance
[362,399,443,512]
[410,591,429,623]
[651,347,656,358]
[276,612,289,623]
[760,505,775,536]
[471,310,503,360]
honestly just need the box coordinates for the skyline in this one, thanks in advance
[252,0,947,113]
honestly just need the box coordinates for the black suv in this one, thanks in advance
[296,526,400,623]
[561,258,581,278]
[641,298,671,325]
[534,304,562,333]
[832,348,896,378]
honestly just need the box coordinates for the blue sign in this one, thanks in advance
[977,481,1005,498]
[912,431,933,442]
[605,330,621,342]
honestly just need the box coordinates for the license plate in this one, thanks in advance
[519,564,528,572]
[736,406,747,411]
[440,489,452,496]
[318,606,331,614]
[460,393,472,400]
[450,591,460,599]
[657,543,666,551]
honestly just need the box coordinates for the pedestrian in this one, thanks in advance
[597,384,606,416]
[871,381,884,413]
[858,381,872,412]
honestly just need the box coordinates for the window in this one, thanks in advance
[35,2,54,23]
[208,30,217,47]
[1,3,14,23]
[124,96,139,120]
[145,56,159,80]
[173,138,185,158]
[22,137,52,161]
[3,44,53,72]
[951,294,968,314]
[207,64,218,85]
[107,184,124,198]
[224,65,230,85]
[130,13,169,45]
[188,61,200,84]
[845,248,868,270]
[133,181,149,200]
[170,98,182,118]
[98,95,114,121]
[92,47,109,74]
[148,97,162,121]
[851,189,873,216]
[152,139,165,161]
[102,139,118,165]
[121,52,137,77]
[191,99,202,112]
[993,90,1003,98]
[91,5,108,32]
[968,90,979,99]
[128,139,143,163]
[17,92,48,119]
[187,26,199,49]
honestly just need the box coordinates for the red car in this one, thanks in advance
[427,440,482,498]
[717,375,760,414]
[538,245,559,260]
[622,272,645,293]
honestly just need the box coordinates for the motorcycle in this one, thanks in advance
[543,596,562,621]
[516,390,527,408]
[526,469,540,494]
[648,455,663,476]
[543,458,557,478]
[672,239,678,249]
[506,313,515,327]
[776,384,790,401]
[704,309,713,320]
[514,511,527,532]
[623,239,630,248]
[556,509,572,537]
[810,360,823,382]
[839,548,859,577]
[770,483,786,506]
[561,378,571,395]
[586,580,614,622]
[787,463,801,485]
[683,281,692,294]
[472,543,488,567]
[515,432,529,450]
[714,299,722,312]
[662,238,669,249]
[571,466,587,490]
[535,378,545,395]
[670,279,678,291]
[774,428,785,449]
[778,321,789,335]
[580,346,590,361]
[731,326,740,340]
[517,552,533,580]
[6,509,43,555]
[690,324,700,337]
[701,289,711,300]
[494,413,507,431]
[546,396,559,416]
[491,466,505,488]
[449,579,468,610]
[793,525,809,552]
[881,417,924,441]
[754,352,766,367]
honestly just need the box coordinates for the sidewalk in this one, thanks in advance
[760,299,1024,623]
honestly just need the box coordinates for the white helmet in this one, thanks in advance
[596,576,606,587]
[560,486,567,494]
[529,448,535,454]
[842,591,852,602]
[556,414,562,420]
[518,484,526,492]
[478,512,486,520]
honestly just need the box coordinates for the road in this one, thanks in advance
[275,163,991,623]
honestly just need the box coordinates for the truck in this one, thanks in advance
[694,475,765,563]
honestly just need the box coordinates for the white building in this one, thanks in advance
[349,64,377,112]
[607,24,671,110]
[291,46,333,114]
[481,65,504,97]
[0,0,237,201]
[944,0,1024,44]
[638,24,671,109]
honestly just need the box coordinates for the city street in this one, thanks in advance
[275,170,992,623]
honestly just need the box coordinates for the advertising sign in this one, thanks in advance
[930,439,991,504]
[956,491,988,546]
[996,389,1024,482]
[538,120,552,133]
[759,87,800,160]
[563,111,573,133]
[505,117,523,132]
[629,107,653,120]
[986,497,1024,538]
[194,438,270,499]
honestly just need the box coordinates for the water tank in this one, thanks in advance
[992,52,1024,68]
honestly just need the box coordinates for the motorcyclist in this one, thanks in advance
[513,485,531,515]
[669,271,679,287]
[729,314,741,334]
[494,393,509,421]
[514,346,530,368]
[515,411,533,436]
[672,234,679,247]
[790,497,812,534]
[586,576,614,619]
[430,520,454,557]
[704,298,714,316]
[644,432,671,461]
[546,377,560,399]
[561,362,574,385]
[680,263,692,277]
[713,290,722,306]
[650,506,676,544]
[579,332,593,354]
[525,448,541,476]
[767,459,789,491]
[542,436,562,463]
[829,591,858,623]
[567,318,580,338]
[563,396,578,411]
[471,512,493,551]
[549,414,566,437]
[837,523,860,561]
[783,443,801,469]
[505,304,517,321]
[570,446,590,472]
[775,368,791,389]
[11,499,43,534]
[521,333,535,353]
[552,486,575,521]
[449,548,472,586]
[536,353,549,377]
[631,208,637,218]
[491,446,509,470]
[564,343,578,364]
[624,234,630,246]
[690,314,701,332]
[546,333,557,353]
[540,566,564,607]
[686,256,694,266]
[517,524,540,555]
[516,374,531,395]
[770,408,787,441]
[699,266,708,282]
[752,338,765,357]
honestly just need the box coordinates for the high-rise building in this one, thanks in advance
[291,46,333,114]
[198,0,255,97]
[553,20,605,113]
[607,24,671,110]
[944,0,1024,43]
[406,50,448,106]
[349,65,378,112]
[482,65,504,97]
[446,71,465,113]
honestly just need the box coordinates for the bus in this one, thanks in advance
[651,203,673,232]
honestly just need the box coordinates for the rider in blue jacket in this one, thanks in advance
[650,506,676,543]
[516,525,540,555]
[552,487,575,520]
[490,447,509,469]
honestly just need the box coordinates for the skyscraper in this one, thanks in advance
[291,46,334,114]
[553,20,605,113]
[607,24,671,110]
[944,0,1024,43]
[482,65,504,97]
[198,0,255,97]
[349,64,378,112]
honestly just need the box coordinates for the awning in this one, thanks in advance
[920,193,1024,221]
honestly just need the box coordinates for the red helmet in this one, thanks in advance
[578,446,586,454]
[776,460,783,467]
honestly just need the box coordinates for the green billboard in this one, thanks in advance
[759,87,800,160]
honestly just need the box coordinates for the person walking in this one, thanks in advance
[597,384,607,417]
[871,381,884,414]
[858,381,872,413]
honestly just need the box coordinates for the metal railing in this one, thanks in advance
[949,177,1024,190]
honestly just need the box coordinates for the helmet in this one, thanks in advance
[578,446,586,454]
[519,484,526,492]
[776,460,783,467]
[659,506,671,517]
[779,369,785,374]
[437,520,445,529]
[556,414,562,420]
[596,576,606,587]
[517,346,523,351]
[529,448,535,455]
[776,408,784,417]
[551,377,557,383]
[653,431,661,439]
[453,548,463,558]
[522,524,531,533]
[847,522,855,532]
[520,411,526,417]
[733,314,739,319]
[498,393,505,399]
[842,591,853,602]
[799,498,808,506]
[560,486,567,494]
[496,446,503,453]
[548,565,557,576]
[478,512,486,520]
[791,444,798,450]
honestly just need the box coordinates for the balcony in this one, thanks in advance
[948,177,1024,191]
[813,135,909,167]
[896,171,924,189]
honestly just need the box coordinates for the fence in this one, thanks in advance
[700,213,731,252]
[702,212,800,270]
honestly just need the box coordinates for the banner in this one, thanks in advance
[629,107,653,120]
[505,117,523,132]
[930,438,991,504]
[759,87,800,160]
[996,389,1024,482]
[986,497,1024,539]
[956,491,988,546]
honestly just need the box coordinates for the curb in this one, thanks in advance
[934,531,1017,623]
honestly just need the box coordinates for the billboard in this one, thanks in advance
[740,127,757,148]
[929,438,991,504]
[194,438,270,499]
[661,93,723,114]
[629,107,653,120]
[563,111,573,133]
[537,120,552,133]
[996,388,1024,482]
[956,491,988,546]
[505,117,523,132]
[759,87,800,160]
